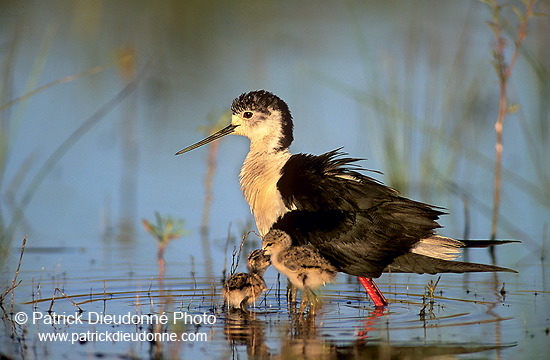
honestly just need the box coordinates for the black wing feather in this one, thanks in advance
[275,150,446,278]
[385,253,517,274]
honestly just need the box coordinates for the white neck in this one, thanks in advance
[239,148,292,236]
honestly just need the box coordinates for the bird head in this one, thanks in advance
[176,90,293,155]
[262,229,292,255]
[246,249,271,274]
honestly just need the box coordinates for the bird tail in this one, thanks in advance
[411,236,520,261]
[411,235,463,260]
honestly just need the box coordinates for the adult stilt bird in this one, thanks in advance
[176,90,517,307]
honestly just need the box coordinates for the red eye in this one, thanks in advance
[243,111,253,119]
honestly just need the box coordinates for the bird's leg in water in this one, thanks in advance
[297,287,318,314]
[239,296,251,313]
[286,281,297,305]
[299,291,308,314]
[358,277,388,307]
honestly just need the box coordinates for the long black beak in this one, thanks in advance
[175,124,239,155]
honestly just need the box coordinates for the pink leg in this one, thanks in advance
[358,277,388,307]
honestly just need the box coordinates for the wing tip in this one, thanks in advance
[458,239,521,248]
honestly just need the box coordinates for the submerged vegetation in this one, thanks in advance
[142,212,186,247]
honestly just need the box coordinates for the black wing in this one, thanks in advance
[385,253,517,274]
[274,150,445,278]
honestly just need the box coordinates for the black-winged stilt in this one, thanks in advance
[177,90,516,307]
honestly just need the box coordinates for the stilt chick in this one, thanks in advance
[262,229,337,312]
[224,249,271,311]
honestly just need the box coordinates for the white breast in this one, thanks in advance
[239,151,292,236]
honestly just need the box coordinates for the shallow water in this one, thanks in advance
[1,240,548,359]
